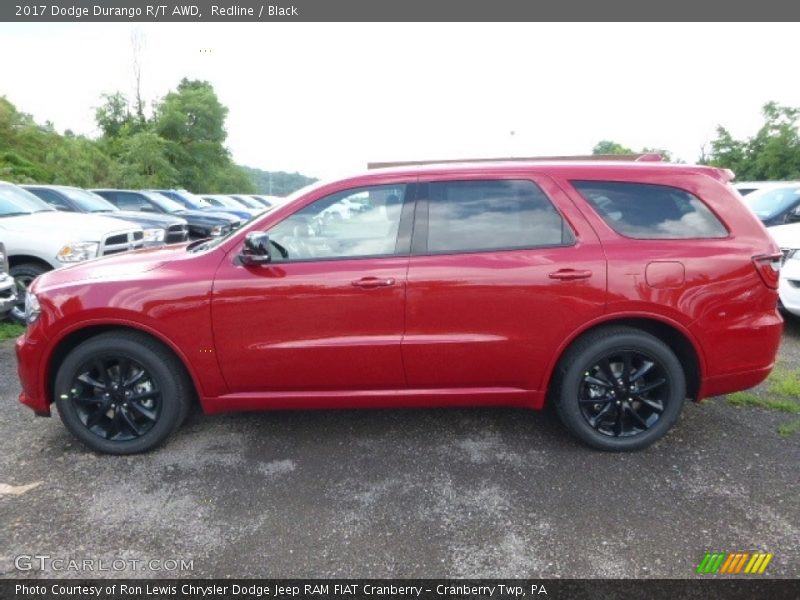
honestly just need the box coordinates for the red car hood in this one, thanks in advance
[32,243,194,292]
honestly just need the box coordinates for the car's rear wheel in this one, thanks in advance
[54,332,191,454]
[554,327,686,451]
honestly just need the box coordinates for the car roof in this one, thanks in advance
[348,160,735,184]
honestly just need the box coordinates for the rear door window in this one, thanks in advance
[422,179,574,254]
[572,181,728,239]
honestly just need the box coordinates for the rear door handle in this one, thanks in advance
[548,269,593,281]
[351,277,396,289]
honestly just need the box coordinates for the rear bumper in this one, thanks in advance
[15,332,50,416]
[698,364,775,400]
[695,310,783,400]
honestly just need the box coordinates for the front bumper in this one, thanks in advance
[0,273,17,315]
[15,331,50,416]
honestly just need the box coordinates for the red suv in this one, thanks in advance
[15,161,783,453]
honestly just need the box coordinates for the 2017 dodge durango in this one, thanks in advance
[16,161,783,453]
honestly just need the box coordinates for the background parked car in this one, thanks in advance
[91,189,240,240]
[229,194,269,213]
[0,181,144,323]
[23,185,189,246]
[741,182,800,226]
[0,241,17,320]
[765,223,800,317]
[151,189,250,223]
[202,194,262,219]
[249,195,279,208]
[732,181,782,196]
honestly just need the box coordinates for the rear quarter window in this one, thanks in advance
[571,181,728,239]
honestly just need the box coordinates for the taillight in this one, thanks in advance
[752,253,782,289]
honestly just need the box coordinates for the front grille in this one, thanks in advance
[100,230,145,256]
[166,224,189,243]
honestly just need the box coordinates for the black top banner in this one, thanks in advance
[2,0,800,22]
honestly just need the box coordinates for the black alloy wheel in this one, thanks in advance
[66,356,161,441]
[578,350,668,438]
[554,326,686,451]
[54,331,191,454]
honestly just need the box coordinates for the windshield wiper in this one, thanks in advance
[0,211,31,217]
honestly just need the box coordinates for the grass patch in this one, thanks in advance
[726,392,800,414]
[726,367,800,437]
[767,367,800,397]
[778,419,800,438]
[0,321,24,341]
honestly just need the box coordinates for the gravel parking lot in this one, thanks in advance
[1,322,798,579]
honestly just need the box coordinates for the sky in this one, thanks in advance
[1,22,799,180]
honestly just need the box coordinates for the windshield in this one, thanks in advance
[745,187,800,219]
[61,188,119,212]
[160,190,208,209]
[210,195,246,210]
[0,183,56,217]
[145,191,187,213]
[189,181,321,254]
[232,195,262,209]
[176,190,210,208]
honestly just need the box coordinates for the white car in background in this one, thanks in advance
[0,181,145,322]
[767,223,800,317]
[733,181,781,196]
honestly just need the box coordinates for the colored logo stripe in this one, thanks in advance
[697,552,773,574]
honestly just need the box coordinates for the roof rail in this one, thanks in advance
[635,153,664,162]
[368,154,658,169]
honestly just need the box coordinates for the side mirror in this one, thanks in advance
[786,206,800,223]
[140,205,157,213]
[240,232,272,265]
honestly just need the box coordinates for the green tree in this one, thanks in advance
[111,132,179,188]
[592,140,634,155]
[153,78,232,190]
[707,102,800,180]
[95,92,134,139]
[240,166,317,196]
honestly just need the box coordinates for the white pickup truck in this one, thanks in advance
[0,181,145,323]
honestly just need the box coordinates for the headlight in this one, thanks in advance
[142,228,166,243]
[209,225,223,237]
[56,242,99,263]
[25,292,41,325]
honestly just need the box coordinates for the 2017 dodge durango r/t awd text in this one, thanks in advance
[15,161,783,453]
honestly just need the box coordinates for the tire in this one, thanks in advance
[553,326,686,451]
[8,263,49,324]
[54,331,192,454]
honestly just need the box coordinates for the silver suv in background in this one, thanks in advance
[0,242,17,319]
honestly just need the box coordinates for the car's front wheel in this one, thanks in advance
[554,327,686,451]
[54,332,192,454]
[8,263,48,324]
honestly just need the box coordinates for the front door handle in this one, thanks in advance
[548,269,593,281]
[351,277,396,289]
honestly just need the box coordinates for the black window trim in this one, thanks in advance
[410,177,578,257]
[569,179,732,241]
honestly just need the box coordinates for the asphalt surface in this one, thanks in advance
[1,322,798,580]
